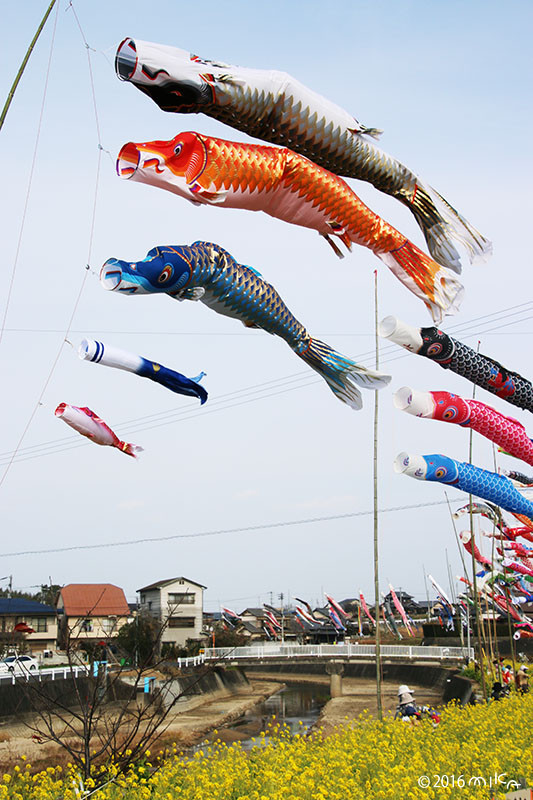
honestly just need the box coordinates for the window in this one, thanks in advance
[140,594,146,603]
[35,618,47,633]
[102,618,116,633]
[168,616,195,628]
[168,593,195,605]
[81,619,93,633]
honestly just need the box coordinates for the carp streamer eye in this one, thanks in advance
[443,406,458,420]
[174,143,183,156]
[158,265,174,283]
[435,466,448,479]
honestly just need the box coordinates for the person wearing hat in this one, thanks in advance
[516,666,529,694]
[397,684,419,718]
[490,681,505,702]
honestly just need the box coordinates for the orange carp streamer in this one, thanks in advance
[117,131,463,323]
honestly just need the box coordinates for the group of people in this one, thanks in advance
[395,685,441,725]
[396,664,530,719]
[491,663,529,701]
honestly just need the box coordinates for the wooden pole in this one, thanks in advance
[468,342,487,699]
[373,270,382,721]
[0,0,58,132]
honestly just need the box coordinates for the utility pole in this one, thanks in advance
[278,593,285,642]
[373,270,382,721]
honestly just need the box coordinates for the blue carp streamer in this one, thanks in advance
[395,452,533,518]
[100,241,390,410]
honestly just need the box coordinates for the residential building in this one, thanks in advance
[0,598,58,654]
[138,577,206,649]
[56,584,131,648]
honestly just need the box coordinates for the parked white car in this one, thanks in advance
[0,654,38,675]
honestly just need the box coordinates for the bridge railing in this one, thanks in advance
[203,643,473,662]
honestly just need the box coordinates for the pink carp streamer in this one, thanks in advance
[389,584,414,635]
[359,591,375,625]
[394,388,533,467]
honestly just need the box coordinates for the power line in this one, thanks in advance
[1,302,532,466]
[0,498,450,558]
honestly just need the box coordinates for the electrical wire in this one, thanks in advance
[0,498,451,558]
[1,302,532,466]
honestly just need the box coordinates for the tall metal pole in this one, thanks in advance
[373,270,382,720]
[0,0,58,132]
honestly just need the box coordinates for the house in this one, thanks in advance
[0,598,58,654]
[56,584,131,648]
[138,577,206,650]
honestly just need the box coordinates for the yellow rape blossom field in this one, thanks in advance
[1,695,532,799]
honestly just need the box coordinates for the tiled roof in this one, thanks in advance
[137,577,207,592]
[0,598,55,615]
[59,584,130,617]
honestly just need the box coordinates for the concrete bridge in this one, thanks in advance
[204,643,474,703]
[203,643,472,666]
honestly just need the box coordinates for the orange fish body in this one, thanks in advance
[118,132,463,322]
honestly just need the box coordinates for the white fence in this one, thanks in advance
[176,654,206,669]
[0,665,90,684]
[203,643,473,662]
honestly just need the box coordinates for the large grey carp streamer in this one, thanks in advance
[115,37,492,274]
[380,316,533,414]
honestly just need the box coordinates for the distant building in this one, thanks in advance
[0,598,58,654]
[138,577,206,649]
[56,584,131,648]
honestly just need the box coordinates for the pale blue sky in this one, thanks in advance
[0,0,531,611]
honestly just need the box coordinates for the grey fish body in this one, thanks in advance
[116,38,492,272]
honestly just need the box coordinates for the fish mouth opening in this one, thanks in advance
[393,451,427,479]
[115,38,137,81]
[100,260,123,291]
[117,142,140,178]
[54,403,67,418]
[393,387,413,411]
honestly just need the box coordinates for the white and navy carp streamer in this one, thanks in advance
[380,316,533,413]
[78,339,208,404]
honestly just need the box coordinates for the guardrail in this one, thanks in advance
[176,654,205,668]
[203,643,473,662]
[0,665,90,684]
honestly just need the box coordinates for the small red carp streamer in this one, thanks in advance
[54,403,143,458]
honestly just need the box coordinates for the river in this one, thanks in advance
[204,682,330,749]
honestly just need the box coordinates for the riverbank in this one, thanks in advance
[0,678,282,770]
[0,672,445,769]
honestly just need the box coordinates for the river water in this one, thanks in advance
[207,683,330,749]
